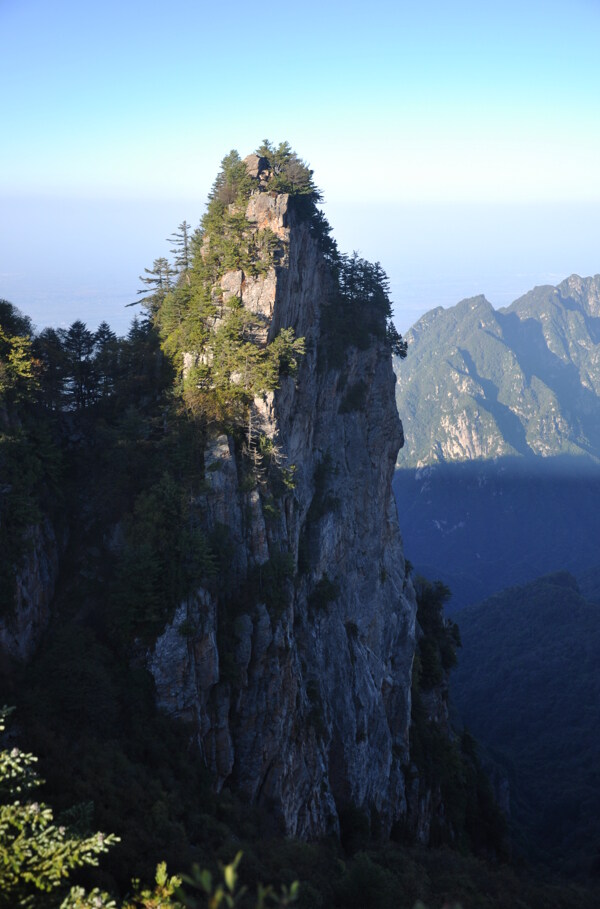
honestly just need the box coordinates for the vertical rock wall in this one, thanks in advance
[0,518,59,662]
[149,188,417,837]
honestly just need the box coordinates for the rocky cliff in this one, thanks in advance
[0,517,59,662]
[395,274,600,467]
[148,159,417,838]
[392,274,600,610]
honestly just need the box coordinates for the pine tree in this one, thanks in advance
[207,150,253,207]
[136,258,175,316]
[94,321,119,398]
[167,221,193,277]
[62,321,96,410]
[34,328,68,411]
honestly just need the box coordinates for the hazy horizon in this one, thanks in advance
[1,195,598,337]
[2,0,599,336]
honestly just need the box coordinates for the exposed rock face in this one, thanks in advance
[0,518,59,661]
[395,276,600,467]
[243,154,269,182]
[149,189,417,838]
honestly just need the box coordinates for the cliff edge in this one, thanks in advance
[148,150,417,838]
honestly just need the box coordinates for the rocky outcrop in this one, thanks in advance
[395,276,600,467]
[148,184,417,838]
[0,518,59,661]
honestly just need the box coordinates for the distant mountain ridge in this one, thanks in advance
[395,274,600,467]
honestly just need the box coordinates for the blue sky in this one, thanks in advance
[1,0,600,333]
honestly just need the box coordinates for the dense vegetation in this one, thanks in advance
[136,142,405,434]
[0,708,300,908]
[1,144,596,907]
[2,707,594,909]
[0,304,594,905]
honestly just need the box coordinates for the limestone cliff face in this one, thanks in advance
[0,518,59,661]
[149,187,417,837]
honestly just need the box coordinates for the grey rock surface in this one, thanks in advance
[395,274,600,467]
[0,518,60,661]
[149,190,417,838]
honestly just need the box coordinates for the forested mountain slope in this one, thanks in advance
[1,145,417,843]
[2,146,594,907]
[452,572,600,876]
[395,274,600,466]
[392,274,600,609]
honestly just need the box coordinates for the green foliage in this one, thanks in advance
[0,308,63,614]
[0,711,298,909]
[333,851,398,909]
[144,149,307,437]
[337,805,372,856]
[29,311,171,415]
[413,578,459,691]
[386,321,408,359]
[182,851,299,908]
[0,707,118,908]
[0,328,39,403]
[0,301,38,404]
[255,141,321,202]
[61,320,97,410]
[112,472,215,640]
[408,579,507,859]
[0,423,60,613]
[320,253,405,369]
[209,150,255,207]
[168,221,193,275]
[136,257,175,315]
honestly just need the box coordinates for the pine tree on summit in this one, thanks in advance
[256,140,321,201]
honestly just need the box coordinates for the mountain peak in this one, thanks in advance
[396,273,600,466]
[456,294,493,310]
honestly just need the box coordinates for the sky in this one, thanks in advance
[1,0,600,335]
